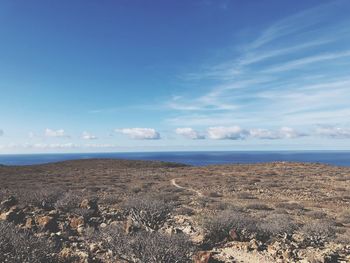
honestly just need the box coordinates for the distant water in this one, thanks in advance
[0,151,350,167]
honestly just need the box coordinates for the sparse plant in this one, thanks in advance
[259,214,298,238]
[200,210,258,246]
[246,203,272,210]
[130,231,195,263]
[55,191,84,212]
[276,202,304,210]
[102,225,195,262]
[236,192,257,199]
[301,220,336,246]
[123,194,175,231]
[0,221,59,263]
[307,211,327,219]
[18,187,64,210]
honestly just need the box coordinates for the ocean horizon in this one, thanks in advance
[1,151,350,167]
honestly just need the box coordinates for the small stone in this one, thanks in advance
[89,243,99,253]
[124,216,135,234]
[24,217,36,229]
[69,216,85,229]
[229,228,240,241]
[193,251,214,263]
[80,198,98,211]
[249,239,260,251]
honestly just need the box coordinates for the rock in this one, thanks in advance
[248,239,261,251]
[80,198,98,212]
[292,233,305,243]
[89,243,99,253]
[69,216,85,229]
[267,241,280,256]
[36,215,58,232]
[124,216,136,234]
[0,207,25,224]
[0,196,17,209]
[229,228,240,241]
[193,251,215,263]
[24,217,36,230]
[77,225,85,235]
[100,222,107,228]
[282,249,293,261]
[59,247,89,263]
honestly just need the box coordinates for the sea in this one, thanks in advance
[0,151,350,167]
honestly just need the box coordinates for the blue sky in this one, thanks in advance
[1,0,350,153]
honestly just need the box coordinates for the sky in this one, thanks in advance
[1,0,350,153]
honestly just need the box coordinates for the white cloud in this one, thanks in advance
[207,126,249,140]
[44,128,70,138]
[315,126,350,139]
[116,128,160,140]
[250,127,306,139]
[279,127,307,139]
[81,131,97,140]
[249,129,281,139]
[175,128,205,139]
[0,129,3,136]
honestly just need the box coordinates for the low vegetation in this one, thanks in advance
[0,160,349,262]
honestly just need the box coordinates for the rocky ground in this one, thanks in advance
[0,159,349,262]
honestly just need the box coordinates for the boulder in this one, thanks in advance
[36,215,58,232]
[229,229,240,241]
[124,216,137,234]
[24,217,36,230]
[69,216,85,229]
[0,196,17,210]
[193,251,215,263]
[0,206,25,224]
[248,239,261,251]
[80,198,98,212]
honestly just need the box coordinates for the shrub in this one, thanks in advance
[301,220,336,246]
[236,192,257,199]
[338,210,350,224]
[307,211,327,220]
[276,202,304,210]
[259,214,298,238]
[200,211,258,246]
[0,221,59,263]
[102,225,195,262]
[130,231,195,263]
[55,191,84,212]
[208,192,223,198]
[101,225,128,257]
[123,195,175,231]
[246,203,272,211]
[19,188,63,210]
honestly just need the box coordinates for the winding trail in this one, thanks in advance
[170,178,203,197]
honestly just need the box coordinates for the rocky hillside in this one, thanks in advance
[0,160,349,262]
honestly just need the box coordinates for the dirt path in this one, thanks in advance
[170,178,203,197]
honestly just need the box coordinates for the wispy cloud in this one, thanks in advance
[264,50,350,73]
[165,0,350,133]
[0,129,3,136]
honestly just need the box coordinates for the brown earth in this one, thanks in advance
[0,159,349,262]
